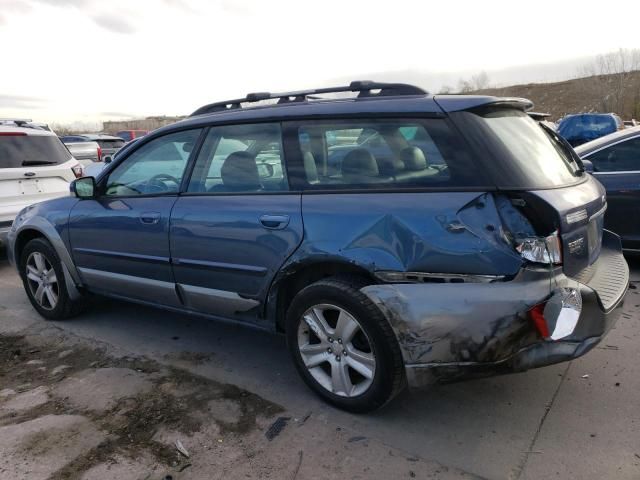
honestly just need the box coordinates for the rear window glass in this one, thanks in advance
[0,135,71,168]
[98,139,125,149]
[467,108,581,188]
[117,132,133,142]
[297,119,487,189]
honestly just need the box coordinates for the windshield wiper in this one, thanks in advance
[22,160,57,166]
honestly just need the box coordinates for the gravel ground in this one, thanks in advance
[0,251,639,479]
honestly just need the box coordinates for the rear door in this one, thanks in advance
[0,131,75,226]
[170,122,303,325]
[585,135,640,250]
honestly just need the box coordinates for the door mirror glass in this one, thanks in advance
[73,177,96,199]
[581,159,594,173]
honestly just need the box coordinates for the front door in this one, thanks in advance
[170,122,303,324]
[587,135,640,250]
[68,128,203,305]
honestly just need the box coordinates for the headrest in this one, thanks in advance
[342,149,379,177]
[221,151,260,189]
[303,151,319,183]
[400,147,428,171]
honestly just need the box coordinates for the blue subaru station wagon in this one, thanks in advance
[7,82,629,412]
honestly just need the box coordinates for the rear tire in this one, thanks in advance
[286,276,405,412]
[20,238,83,320]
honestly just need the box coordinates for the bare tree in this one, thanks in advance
[580,48,640,114]
[456,71,491,93]
[456,79,474,93]
[471,71,490,90]
[438,84,454,94]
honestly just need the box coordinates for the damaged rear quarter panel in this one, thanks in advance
[296,192,523,275]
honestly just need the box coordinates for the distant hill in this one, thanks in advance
[475,71,640,121]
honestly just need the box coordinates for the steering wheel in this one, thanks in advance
[146,173,180,192]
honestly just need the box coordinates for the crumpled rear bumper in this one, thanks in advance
[361,230,629,389]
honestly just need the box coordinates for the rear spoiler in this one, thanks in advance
[433,95,534,113]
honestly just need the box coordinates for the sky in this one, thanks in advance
[1,0,639,125]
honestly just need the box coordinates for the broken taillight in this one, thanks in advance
[528,303,550,339]
[71,164,84,178]
[516,230,562,265]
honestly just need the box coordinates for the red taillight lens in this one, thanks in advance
[71,165,84,178]
[97,146,102,161]
[529,303,550,339]
[0,132,27,136]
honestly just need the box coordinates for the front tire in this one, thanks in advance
[286,276,405,412]
[20,238,83,320]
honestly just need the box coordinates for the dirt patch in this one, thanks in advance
[164,351,214,365]
[0,334,283,480]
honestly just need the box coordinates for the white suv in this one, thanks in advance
[0,123,82,245]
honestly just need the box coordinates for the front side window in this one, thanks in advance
[104,129,201,196]
[297,119,484,188]
[587,137,640,172]
[187,123,286,193]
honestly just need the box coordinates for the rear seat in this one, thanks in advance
[393,146,441,182]
[341,149,393,184]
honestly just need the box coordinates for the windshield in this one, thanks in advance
[463,108,582,188]
[558,115,617,142]
[0,134,71,168]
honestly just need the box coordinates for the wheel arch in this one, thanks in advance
[268,258,378,332]
[13,218,82,287]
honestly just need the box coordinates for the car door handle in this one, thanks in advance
[259,214,290,230]
[140,212,161,224]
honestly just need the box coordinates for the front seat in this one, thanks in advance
[211,151,261,192]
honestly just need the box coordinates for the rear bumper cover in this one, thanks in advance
[361,230,629,388]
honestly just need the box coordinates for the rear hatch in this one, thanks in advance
[96,138,125,156]
[0,131,76,223]
[447,105,605,277]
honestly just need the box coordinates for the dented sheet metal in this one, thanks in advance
[361,267,569,365]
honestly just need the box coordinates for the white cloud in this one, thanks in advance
[1,0,639,123]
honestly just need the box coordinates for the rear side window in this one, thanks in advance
[0,134,71,168]
[187,123,287,193]
[586,136,640,172]
[296,119,486,189]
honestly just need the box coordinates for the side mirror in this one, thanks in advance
[72,177,97,199]
[581,159,594,173]
[103,155,113,164]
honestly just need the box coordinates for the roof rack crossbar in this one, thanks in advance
[190,81,428,116]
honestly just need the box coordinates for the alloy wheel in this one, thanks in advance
[297,303,376,397]
[25,252,59,311]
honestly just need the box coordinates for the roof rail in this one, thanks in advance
[190,81,428,116]
[0,118,33,126]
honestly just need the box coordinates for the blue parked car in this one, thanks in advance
[557,113,623,147]
[576,125,640,252]
[7,82,629,412]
